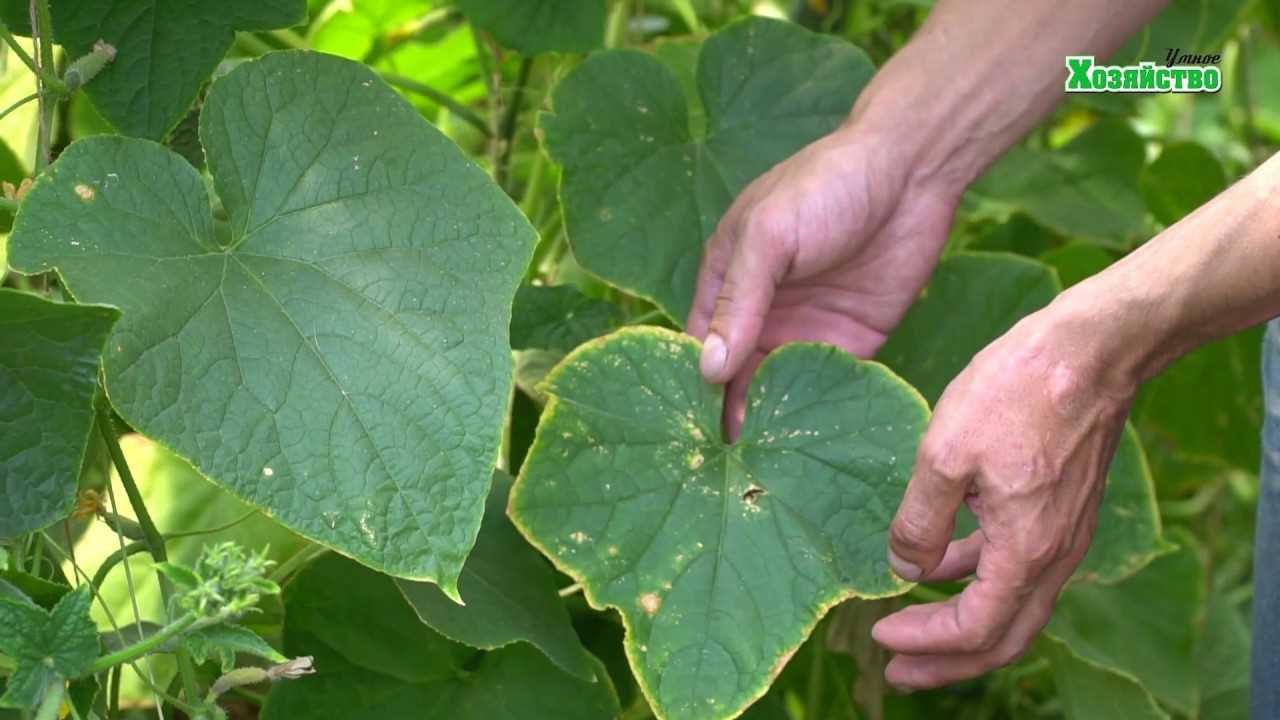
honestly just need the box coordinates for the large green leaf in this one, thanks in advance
[0,0,305,139]
[1039,241,1113,289]
[1136,327,1263,472]
[395,471,596,680]
[543,18,873,322]
[878,252,1058,406]
[263,553,619,720]
[1039,634,1169,720]
[1197,592,1250,720]
[967,121,1148,249]
[455,0,604,54]
[510,285,624,353]
[1110,0,1247,64]
[1045,537,1205,715]
[11,51,535,594]
[510,327,927,720]
[0,290,118,539]
[1140,142,1227,226]
[878,252,1167,583]
[0,587,98,709]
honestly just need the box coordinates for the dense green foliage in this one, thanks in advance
[0,1,1274,719]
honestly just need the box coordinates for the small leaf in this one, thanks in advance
[0,587,98,709]
[396,471,596,680]
[1,0,307,139]
[510,285,623,353]
[153,562,200,591]
[455,0,605,54]
[543,17,873,322]
[262,554,620,720]
[185,624,287,672]
[12,51,535,591]
[0,290,119,540]
[510,327,928,720]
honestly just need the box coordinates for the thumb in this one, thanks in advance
[698,209,794,384]
[889,436,972,581]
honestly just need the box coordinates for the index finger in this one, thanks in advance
[872,536,1047,656]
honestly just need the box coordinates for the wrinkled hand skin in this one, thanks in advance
[872,308,1134,690]
[685,126,957,437]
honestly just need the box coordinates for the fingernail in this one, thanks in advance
[701,333,728,380]
[888,549,922,581]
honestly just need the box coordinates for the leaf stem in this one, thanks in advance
[379,73,490,137]
[89,540,148,589]
[557,582,582,598]
[265,28,307,50]
[268,543,328,584]
[33,681,63,720]
[30,0,57,171]
[88,612,197,674]
[234,32,277,57]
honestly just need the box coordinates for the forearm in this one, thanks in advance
[846,0,1168,193]
[1051,152,1280,387]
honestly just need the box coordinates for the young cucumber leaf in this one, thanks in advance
[396,471,597,680]
[510,327,927,720]
[878,252,1169,584]
[263,553,619,720]
[0,0,306,139]
[0,290,118,540]
[542,17,873,323]
[0,587,98,710]
[11,51,536,596]
[455,0,605,55]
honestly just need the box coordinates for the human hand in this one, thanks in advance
[686,125,959,436]
[870,298,1137,690]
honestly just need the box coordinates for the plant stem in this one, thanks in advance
[380,73,490,136]
[96,402,202,708]
[33,681,63,720]
[30,0,57,171]
[495,56,533,192]
[234,32,276,57]
[0,23,61,91]
[89,613,197,674]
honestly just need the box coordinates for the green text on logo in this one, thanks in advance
[1065,55,1221,94]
